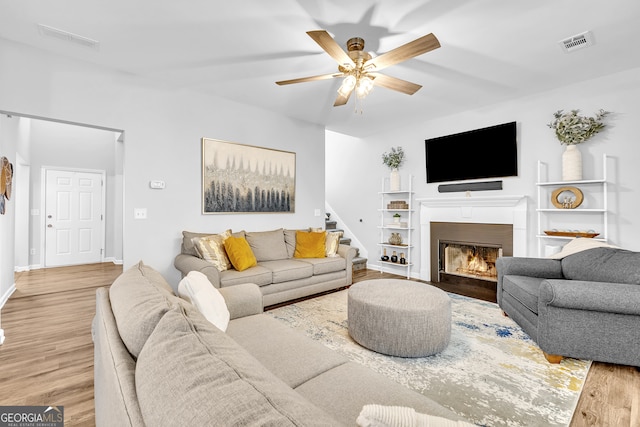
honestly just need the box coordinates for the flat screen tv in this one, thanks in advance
[425,121,517,183]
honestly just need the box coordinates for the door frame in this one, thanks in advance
[40,166,106,268]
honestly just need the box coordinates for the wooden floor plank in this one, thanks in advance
[0,264,637,427]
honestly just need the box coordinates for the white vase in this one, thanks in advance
[562,145,582,181]
[390,169,401,191]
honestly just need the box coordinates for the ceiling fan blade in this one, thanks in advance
[365,33,440,71]
[334,88,353,106]
[307,30,355,68]
[369,73,422,95]
[276,73,342,86]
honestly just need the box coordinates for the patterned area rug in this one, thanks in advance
[266,289,591,427]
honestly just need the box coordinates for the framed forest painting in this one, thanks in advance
[202,138,296,214]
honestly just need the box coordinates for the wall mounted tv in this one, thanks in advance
[425,121,517,183]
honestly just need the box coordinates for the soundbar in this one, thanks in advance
[437,180,503,193]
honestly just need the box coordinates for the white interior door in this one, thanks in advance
[45,169,104,267]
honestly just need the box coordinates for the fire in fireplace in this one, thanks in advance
[439,241,502,282]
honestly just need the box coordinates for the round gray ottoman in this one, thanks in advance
[348,279,451,357]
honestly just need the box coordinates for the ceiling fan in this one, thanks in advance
[276,30,440,107]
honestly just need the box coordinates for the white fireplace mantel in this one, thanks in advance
[417,194,528,280]
[416,195,526,208]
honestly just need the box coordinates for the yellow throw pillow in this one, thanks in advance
[294,230,326,258]
[223,236,257,271]
[192,230,232,271]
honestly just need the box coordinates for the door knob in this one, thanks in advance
[47,215,52,219]
[47,224,53,228]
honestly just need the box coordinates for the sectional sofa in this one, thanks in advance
[174,228,357,307]
[93,261,467,426]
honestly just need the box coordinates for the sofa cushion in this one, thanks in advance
[284,229,299,258]
[192,230,232,271]
[108,261,177,358]
[224,236,258,271]
[246,228,289,262]
[501,275,545,315]
[178,271,230,331]
[135,306,341,427]
[259,259,314,284]
[227,314,348,388]
[561,247,640,284]
[220,265,273,288]
[294,230,326,258]
[182,230,244,257]
[298,256,346,276]
[295,362,464,424]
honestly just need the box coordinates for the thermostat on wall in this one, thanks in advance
[149,180,166,189]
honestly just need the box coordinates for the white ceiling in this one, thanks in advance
[1,0,639,137]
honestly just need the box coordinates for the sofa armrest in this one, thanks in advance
[497,257,563,304]
[539,279,640,316]
[338,244,357,263]
[338,244,357,286]
[174,254,222,288]
[497,257,563,279]
[218,283,263,319]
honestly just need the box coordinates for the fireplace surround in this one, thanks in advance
[417,195,527,286]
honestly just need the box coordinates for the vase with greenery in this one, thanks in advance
[382,146,405,191]
[547,109,610,181]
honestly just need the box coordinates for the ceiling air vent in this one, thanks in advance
[37,24,100,50]
[559,31,594,53]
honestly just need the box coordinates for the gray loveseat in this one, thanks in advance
[93,261,465,426]
[174,228,356,307]
[497,247,640,366]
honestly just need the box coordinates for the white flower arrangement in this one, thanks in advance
[382,146,405,170]
[548,109,610,145]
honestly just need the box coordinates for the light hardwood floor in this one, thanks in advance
[0,264,638,426]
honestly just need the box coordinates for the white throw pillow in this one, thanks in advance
[357,404,476,427]
[178,271,230,332]
[548,237,618,259]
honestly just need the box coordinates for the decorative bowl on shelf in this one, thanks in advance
[544,230,599,238]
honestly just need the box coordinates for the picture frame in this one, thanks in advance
[201,138,295,214]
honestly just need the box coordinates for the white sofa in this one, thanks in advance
[174,228,356,307]
[93,262,467,426]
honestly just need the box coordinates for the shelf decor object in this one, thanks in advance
[388,232,403,245]
[547,109,610,181]
[544,230,599,238]
[382,146,405,192]
[550,186,583,209]
[562,145,582,181]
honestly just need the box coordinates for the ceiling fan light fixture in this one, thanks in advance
[355,75,374,98]
[337,75,356,96]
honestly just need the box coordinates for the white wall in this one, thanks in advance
[327,67,640,279]
[28,120,121,266]
[0,115,18,315]
[0,38,326,286]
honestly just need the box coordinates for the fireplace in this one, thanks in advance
[429,222,512,288]
[439,240,502,283]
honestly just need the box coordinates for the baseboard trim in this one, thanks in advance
[104,257,123,265]
[365,264,421,280]
[0,283,16,310]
